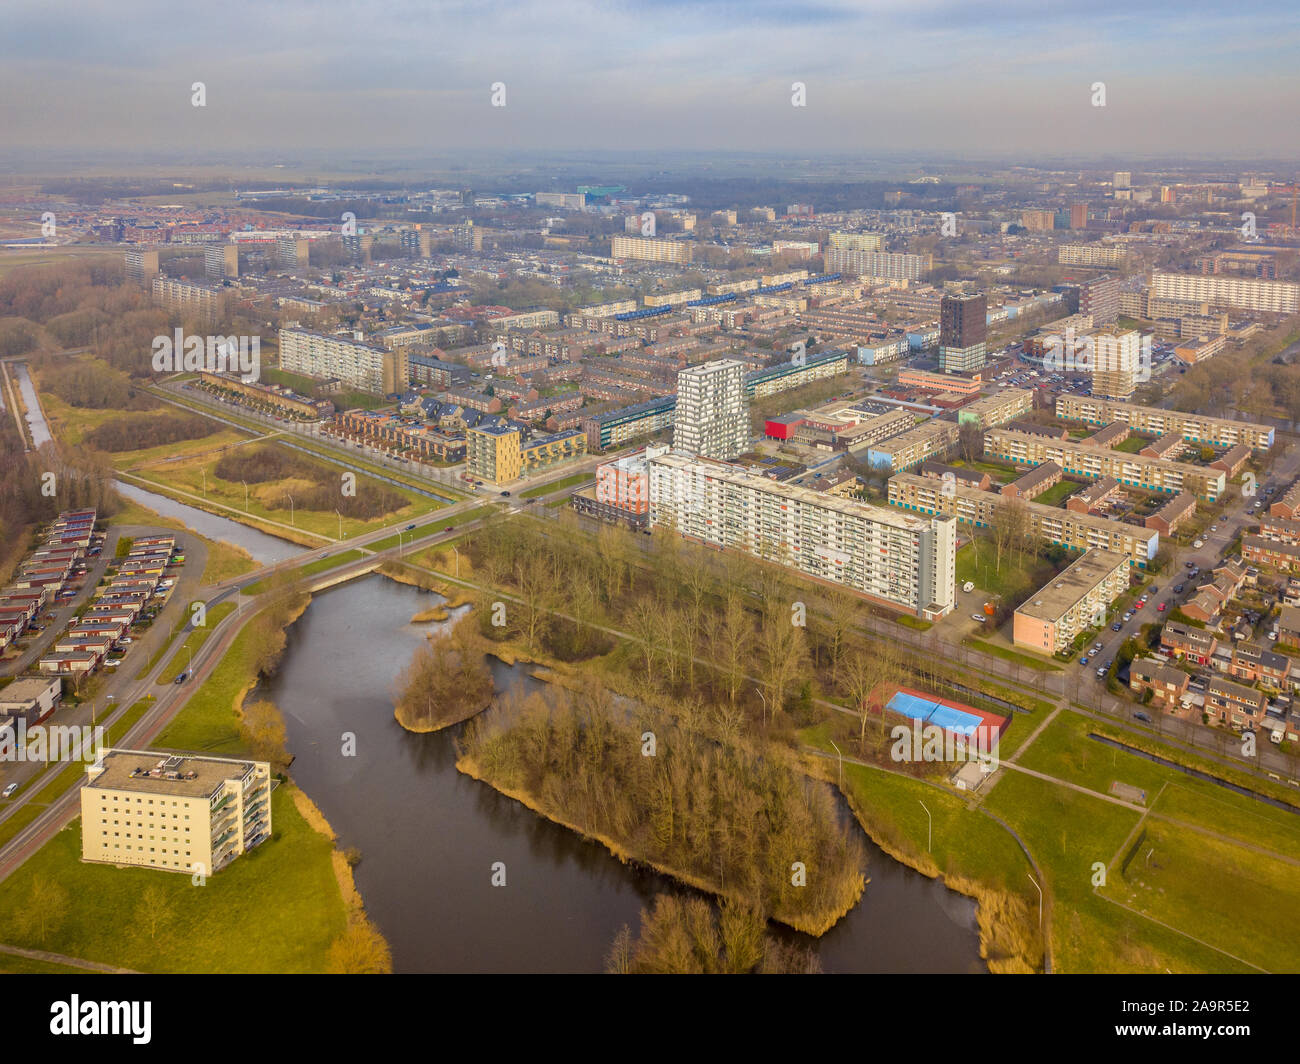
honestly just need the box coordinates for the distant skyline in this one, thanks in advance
[3,0,1298,158]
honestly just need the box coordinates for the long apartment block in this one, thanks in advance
[984,427,1226,501]
[1013,549,1130,655]
[1055,395,1274,451]
[82,750,272,875]
[649,451,957,618]
[887,472,1158,567]
[865,419,958,472]
[278,328,408,395]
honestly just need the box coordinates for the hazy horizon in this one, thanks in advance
[3,0,1298,160]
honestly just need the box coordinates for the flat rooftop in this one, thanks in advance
[87,749,257,799]
[1017,548,1129,621]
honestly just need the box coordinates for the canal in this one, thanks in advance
[257,573,987,974]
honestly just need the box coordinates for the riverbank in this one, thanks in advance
[456,751,864,937]
[803,753,1039,974]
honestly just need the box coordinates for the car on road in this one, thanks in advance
[1185,560,1195,568]
[405,523,416,530]
[1158,602,1168,611]
[2,783,18,799]
[501,491,511,497]
[970,614,986,624]
[1096,666,1107,677]
[1133,712,1152,723]
[1112,621,1123,631]
[442,525,454,533]
[174,672,188,685]
[1123,610,1133,621]
[1174,584,1184,594]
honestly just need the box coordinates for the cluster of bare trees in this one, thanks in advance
[459,683,866,933]
[85,413,212,453]
[606,894,821,974]
[459,512,933,747]
[394,618,494,731]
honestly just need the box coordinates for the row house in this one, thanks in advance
[1206,677,1268,728]
[1228,641,1292,690]
[1129,658,1191,709]
[1160,621,1218,665]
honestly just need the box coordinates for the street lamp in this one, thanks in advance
[241,480,249,512]
[287,494,295,526]
[755,686,767,726]
[828,737,843,789]
[201,468,207,498]
[451,544,460,578]
[398,530,406,557]
[335,509,343,539]
[919,800,932,853]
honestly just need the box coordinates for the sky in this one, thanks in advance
[2,0,1297,160]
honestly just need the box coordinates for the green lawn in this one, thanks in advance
[1113,436,1145,453]
[157,602,238,683]
[955,539,1055,601]
[0,790,346,973]
[1032,481,1078,507]
[965,636,1061,672]
[152,623,264,755]
[983,770,1254,973]
[519,473,592,499]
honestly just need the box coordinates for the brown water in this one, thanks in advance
[258,574,986,973]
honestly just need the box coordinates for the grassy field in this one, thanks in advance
[964,634,1062,672]
[955,539,1056,601]
[519,473,592,499]
[982,770,1254,972]
[1113,435,1146,454]
[1032,481,1078,507]
[152,385,465,500]
[156,602,238,683]
[151,621,264,755]
[112,427,254,470]
[0,789,346,973]
[127,439,438,542]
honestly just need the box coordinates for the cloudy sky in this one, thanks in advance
[3,0,1297,159]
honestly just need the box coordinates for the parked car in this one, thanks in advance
[1096,666,1107,677]
[1133,712,1152,723]
[1158,602,1168,612]
[1174,584,1184,594]
[970,614,986,624]
[1079,655,1090,665]
[1185,561,1195,569]
[1193,539,1204,549]
[501,491,511,497]
[2,783,17,799]
[1112,622,1123,632]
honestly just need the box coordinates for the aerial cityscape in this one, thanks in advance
[0,0,1296,1028]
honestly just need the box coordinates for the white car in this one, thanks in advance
[1193,539,1204,549]
[970,614,986,624]
[2,783,17,799]
[962,581,975,593]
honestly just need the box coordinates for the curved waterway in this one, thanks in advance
[114,480,302,565]
[257,573,986,973]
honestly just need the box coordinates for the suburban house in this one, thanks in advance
[1206,677,1268,728]
[1129,658,1191,709]
[1161,621,1217,665]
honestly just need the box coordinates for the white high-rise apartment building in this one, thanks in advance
[1152,272,1300,315]
[1090,329,1144,401]
[649,452,956,618]
[673,359,749,460]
